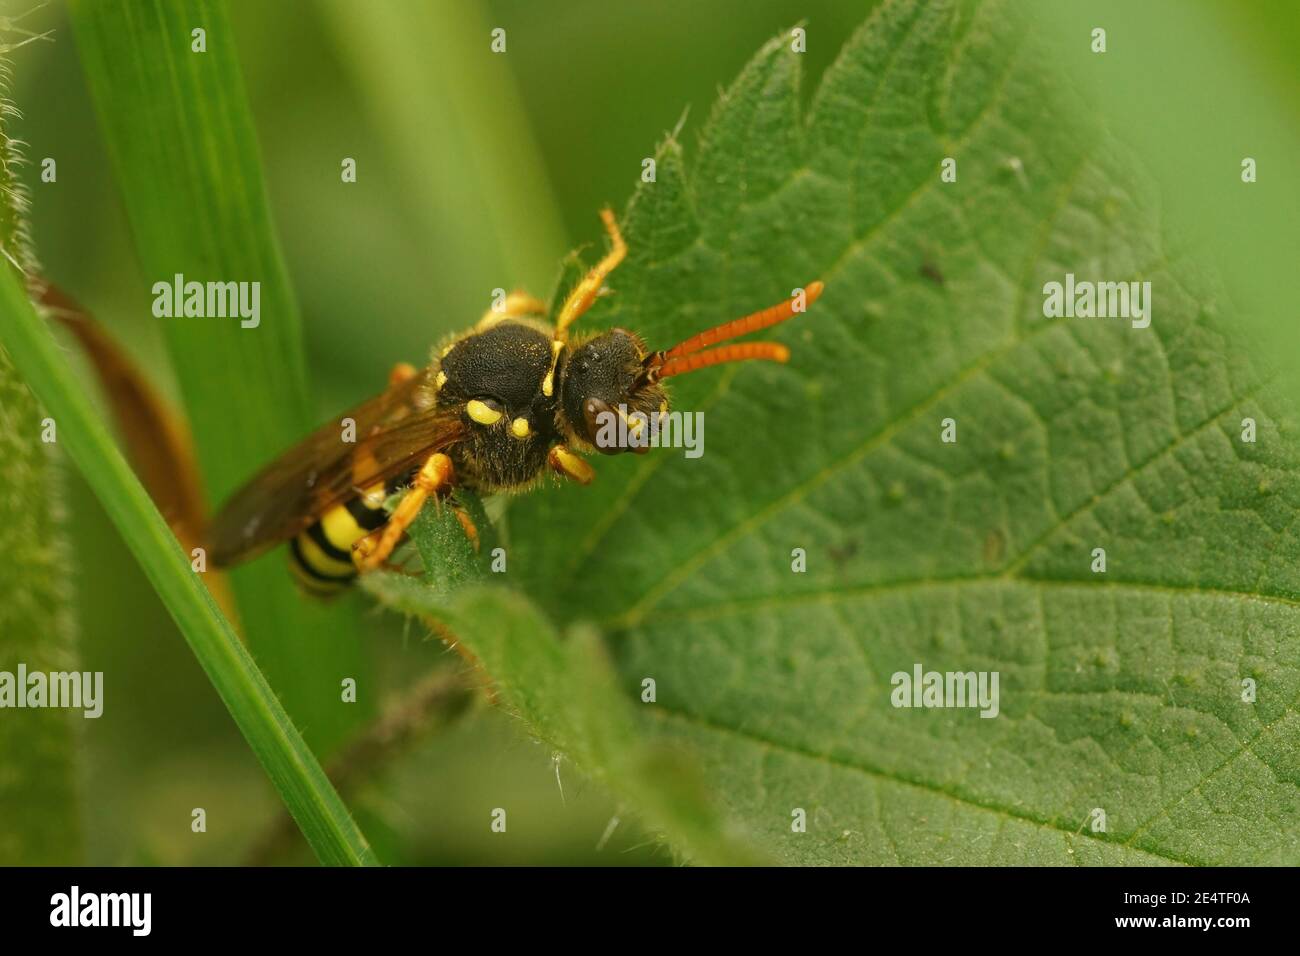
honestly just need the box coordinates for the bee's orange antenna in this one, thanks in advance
[654,342,791,380]
[664,281,822,361]
[640,281,822,384]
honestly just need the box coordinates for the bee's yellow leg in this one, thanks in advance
[453,505,481,553]
[548,445,595,485]
[353,452,456,572]
[554,208,626,341]
[477,290,548,330]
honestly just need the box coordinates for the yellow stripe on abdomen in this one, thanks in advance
[321,502,371,555]
[295,528,355,577]
[288,487,388,595]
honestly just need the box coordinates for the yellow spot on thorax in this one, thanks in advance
[467,399,502,425]
[511,417,531,438]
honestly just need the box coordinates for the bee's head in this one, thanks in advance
[558,281,825,455]
[560,328,667,454]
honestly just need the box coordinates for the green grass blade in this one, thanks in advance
[315,0,569,300]
[69,0,366,752]
[0,265,376,867]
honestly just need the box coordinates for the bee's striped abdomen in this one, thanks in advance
[288,491,388,595]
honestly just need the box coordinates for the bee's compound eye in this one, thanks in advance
[583,397,621,454]
[466,397,504,426]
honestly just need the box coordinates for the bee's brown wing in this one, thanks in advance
[206,371,464,566]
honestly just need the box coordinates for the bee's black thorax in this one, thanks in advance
[433,320,563,491]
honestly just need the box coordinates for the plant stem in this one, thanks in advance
[246,666,476,865]
[0,265,376,867]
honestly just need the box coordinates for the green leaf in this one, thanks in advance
[404,491,493,598]
[69,0,368,752]
[366,502,761,862]
[0,262,376,867]
[364,569,764,866]
[416,0,1300,864]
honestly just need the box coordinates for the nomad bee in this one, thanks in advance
[206,210,824,593]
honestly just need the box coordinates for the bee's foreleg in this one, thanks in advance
[353,452,456,572]
[548,445,595,485]
[554,208,626,341]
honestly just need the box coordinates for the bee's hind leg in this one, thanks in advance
[353,452,456,572]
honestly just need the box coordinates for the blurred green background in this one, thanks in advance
[7,0,1297,864]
